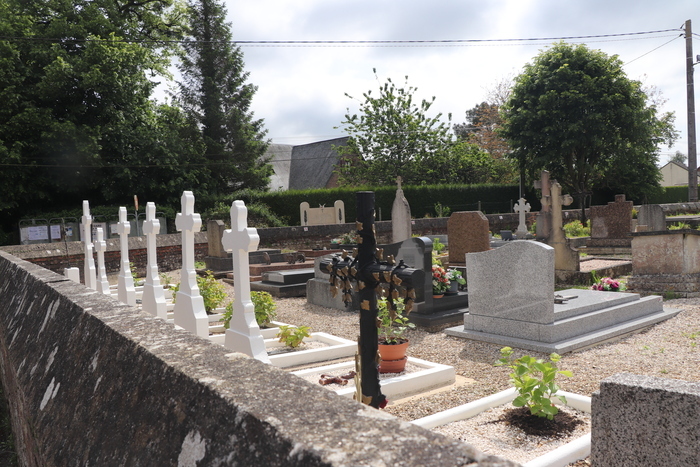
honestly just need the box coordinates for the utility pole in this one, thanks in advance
[685,19,698,202]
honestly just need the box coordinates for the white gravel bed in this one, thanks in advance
[432,405,591,464]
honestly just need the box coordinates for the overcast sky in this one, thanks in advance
[221,0,697,165]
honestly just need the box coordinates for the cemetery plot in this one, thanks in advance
[412,388,591,467]
[292,357,456,400]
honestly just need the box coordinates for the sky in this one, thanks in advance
[217,0,698,165]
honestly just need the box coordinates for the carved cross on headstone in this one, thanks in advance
[81,200,97,290]
[141,202,167,319]
[94,227,111,295]
[514,197,531,236]
[116,207,136,306]
[534,171,552,240]
[222,200,269,362]
[320,191,421,409]
[173,191,209,338]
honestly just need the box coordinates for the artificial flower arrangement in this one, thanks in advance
[432,264,450,295]
[446,268,466,286]
[591,276,625,292]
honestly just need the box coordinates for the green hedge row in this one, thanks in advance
[231,184,534,226]
[646,186,689,204]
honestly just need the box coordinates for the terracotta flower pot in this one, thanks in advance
[433,294,444,299]
[378,340,409,373]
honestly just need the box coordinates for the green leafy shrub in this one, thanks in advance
[221,291,277,329]
[434,202,451,218]
[173,271,228,314]
[563,219,590,237]
[377,297,415,344]
[252,291,277,327]
[277,325,311,348]
[670,222,691,230]
[495,347,573,420]
[432,237,446,255]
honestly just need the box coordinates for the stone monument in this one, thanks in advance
[116,207,136,306]
[173,191,210,338]
[513,197,531,237]
[94,227,111,295]
[587,194,633,254]
[637,204,666,232]
[447,211,490,264]
[221,200,269,363]
[446,240,679,353]
[81,200,97,290]
[141,202,167,319]
[391,176,412,243]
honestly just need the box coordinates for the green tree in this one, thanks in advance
[335,70,453,186]
[177,0,271,202]
[670,151,687,165]
[0,0,190,237]
[500,42,677,214]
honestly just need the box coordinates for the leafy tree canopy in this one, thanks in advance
[0,0,197,229]
[500,42,678,206]
[335,70,453,186]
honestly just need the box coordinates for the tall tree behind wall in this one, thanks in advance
[0,0,195,239]
[177,0,271,203]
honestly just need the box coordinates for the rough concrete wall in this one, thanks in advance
[0,250,517,467]
[592,373,700,466]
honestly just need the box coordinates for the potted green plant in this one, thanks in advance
[431,264,450,298]
[446,268,466,295]
[377,297,415,373]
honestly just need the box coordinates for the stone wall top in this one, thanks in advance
[0,250,514,466]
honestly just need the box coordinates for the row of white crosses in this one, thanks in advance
[79,191,268,362]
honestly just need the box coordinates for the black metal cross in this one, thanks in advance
[320,192,422,409]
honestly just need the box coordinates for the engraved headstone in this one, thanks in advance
[173,191,209,338]
[222,200,269,362]
[141,202,167,319]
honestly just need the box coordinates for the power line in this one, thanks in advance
[0,28,681,47]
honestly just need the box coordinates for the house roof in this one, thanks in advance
[266,137,349,191]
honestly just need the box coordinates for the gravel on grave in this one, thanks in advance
[216,277,699,465]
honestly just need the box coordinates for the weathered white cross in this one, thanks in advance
[116,207,136,306]
[81,200,97,290]
[94,227,111,295]
[221,200,269,362]
[514,197,531,236]
[173,191,209,337]
[141,202,167,319]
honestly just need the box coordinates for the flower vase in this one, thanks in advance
[446,281,459,295]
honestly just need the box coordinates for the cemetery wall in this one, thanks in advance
[0,209,582,272]
[0,233,208,278]
[0,250,510,467]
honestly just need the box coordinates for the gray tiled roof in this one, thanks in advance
[287,137,349,190]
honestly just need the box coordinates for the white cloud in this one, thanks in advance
[224,0,696,163]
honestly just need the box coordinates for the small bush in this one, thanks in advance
[563,219,590,237]
[277,325,311,348]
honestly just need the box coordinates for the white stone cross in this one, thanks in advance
[81,200,97,290]
[514,198,531,236]
[173,191,209,338]
[141,202,167,319]
[221,200,269,362]
[116,207,136,306]
[94,227,111,295]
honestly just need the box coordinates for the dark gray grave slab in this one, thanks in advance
[262,268,315,285]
